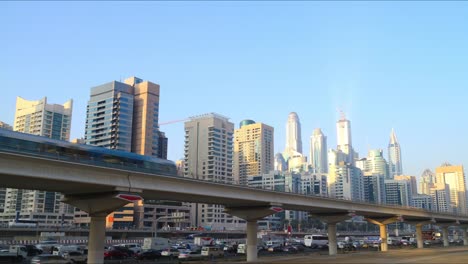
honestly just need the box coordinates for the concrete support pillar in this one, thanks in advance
[328,223,337,256]
[463,228,468,246]
[88,215,106,264]
[379,224,388,252]
[246,220,258,263]
[442,226,449,247]
[416,224,424,249]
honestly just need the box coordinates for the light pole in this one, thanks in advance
[153,213,185,238]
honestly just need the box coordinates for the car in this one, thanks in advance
[161,248,180,257]
[109,246,135,257]
[104,249,128,260]
[30,254,69,264]
[62,251,87,263]
[178,250,204,260]
[24,245,42,256]
[135,249,161,260]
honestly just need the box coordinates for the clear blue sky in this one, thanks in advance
[2,2,468,179]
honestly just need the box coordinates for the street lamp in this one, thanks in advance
[153,212,185,238]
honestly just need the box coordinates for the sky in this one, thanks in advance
[2,2,468,180]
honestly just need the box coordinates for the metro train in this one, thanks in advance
[0,128,177,176]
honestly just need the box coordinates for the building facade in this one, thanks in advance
[309,128,328,173]
[384,179,411,206]
[233,120,274,185]
[0,97,74,227]
[0,121,12,130]
[336,113,354,164]
[284,112,302,156]
[184,113,244,229]
[388,129,403,178]
[363,173,386,204]
[435,164,467,215]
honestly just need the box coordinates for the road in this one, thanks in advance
[242,246,468,264]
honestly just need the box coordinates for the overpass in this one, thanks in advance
[1,149,468,263]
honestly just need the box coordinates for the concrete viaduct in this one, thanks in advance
[1,151,468,263]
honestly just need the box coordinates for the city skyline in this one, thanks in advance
[2,2,468,179]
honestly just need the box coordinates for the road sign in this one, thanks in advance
[115,193,142,202]
[270,207,283,213]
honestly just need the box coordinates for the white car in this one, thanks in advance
[63,251,87,263]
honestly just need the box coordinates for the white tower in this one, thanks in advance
[285,112,303,155]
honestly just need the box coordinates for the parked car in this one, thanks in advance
[201,246,224,258]
[62,251,87,263]
[110,246,135,257]
[135,249,161,260]
[30,254,68,264]
[161,248,180,257]
[104,250,128,260]
[24,245,42,256]
[178,250,204,260]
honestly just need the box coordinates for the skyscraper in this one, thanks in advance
[362,149,390,179]
[309,128,328,173]
[336,112,353,164]
[435,163,467,215]
[85,77,167,158]
[233,120,274,185]
[184,113,244,229]
[284,112,302,155]
[388,129,403,178]
[1,97,74,227]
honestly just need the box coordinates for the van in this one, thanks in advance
[304,235,328,248]
[201,246,224,258]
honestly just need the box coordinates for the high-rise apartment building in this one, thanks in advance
[430,183,451,213]
[284,112,302,155]
[309,128,328,173]
[274,153,287,172]
[184,113,244,229]
[394,175,417,195]
[412,194,433,211]
[419,169,436,195]
[435,164,467,215]
[336,113,354,164]
[85,77,167,158]
[362,173,386,204]
[385,179,411,206]
[328,160,363,201]
[0,97,74,227]
[233,120,274,185]
[362,149,390,179]
[388,129,403,178]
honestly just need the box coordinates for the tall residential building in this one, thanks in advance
[362,173,386,204]
[284,112,302,155]
[394,175,418,195]
[184,113,244,229]
[435,164,467,215]
[84,76,167,158]
[336,112,354,164]
[361,150,390,179]
[274,153,287,172]
[385,179,411,206]
[328,160,364,201]
[309,128,328,173]
[430,183,451,213]
[14,97,72,139]
[388,129,403,178]
[83,76,168,229]
[233,120,274,185]
[0,121,12,130]
[301,173,328,197]
[0,97,74,227]
[419,169,436,195]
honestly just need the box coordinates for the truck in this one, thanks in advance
[0,245,29,262]
[194,237,214,246]
[142,237,171,251]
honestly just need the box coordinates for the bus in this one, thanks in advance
[304,235,328,248]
